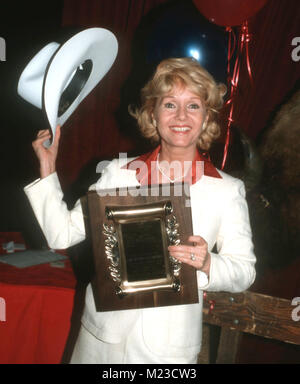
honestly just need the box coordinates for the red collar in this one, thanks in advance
[124,146,221,186]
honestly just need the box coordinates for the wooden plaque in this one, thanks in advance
[87,183,199,311]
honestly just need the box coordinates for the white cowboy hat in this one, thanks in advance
[17,27,118,147]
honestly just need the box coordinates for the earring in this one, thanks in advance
[153,119,157,128]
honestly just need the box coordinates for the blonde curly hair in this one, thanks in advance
[129,57,227,150]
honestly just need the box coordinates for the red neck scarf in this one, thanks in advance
[124,146,221,186]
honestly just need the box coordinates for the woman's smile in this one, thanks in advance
[169,125,192,133]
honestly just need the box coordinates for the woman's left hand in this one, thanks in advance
[168,235,211,276]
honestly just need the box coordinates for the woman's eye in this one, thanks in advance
[188,103,200,109]
[164,102,175,109]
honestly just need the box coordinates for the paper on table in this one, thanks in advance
[2,241,26,253]
[0,249,67,268]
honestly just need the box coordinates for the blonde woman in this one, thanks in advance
[25,57,256,364]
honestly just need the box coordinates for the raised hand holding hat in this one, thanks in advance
[17,27,118,147]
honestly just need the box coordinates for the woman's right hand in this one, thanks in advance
[32,125,61,179]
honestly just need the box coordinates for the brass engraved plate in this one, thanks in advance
[122,220,166,281]
[103,201,181,296]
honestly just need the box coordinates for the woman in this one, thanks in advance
[24,57,256,364]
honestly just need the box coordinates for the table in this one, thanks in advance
[0,233,77,364]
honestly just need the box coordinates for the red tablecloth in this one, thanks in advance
[0,233,77,364]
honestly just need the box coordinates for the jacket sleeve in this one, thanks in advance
[198,179,256,293]
[24,172,86,249]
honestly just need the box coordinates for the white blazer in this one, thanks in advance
[24,157,256,359]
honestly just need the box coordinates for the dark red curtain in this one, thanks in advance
[232,0,300,138]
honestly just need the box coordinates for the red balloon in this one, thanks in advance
[193,0,268,26]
